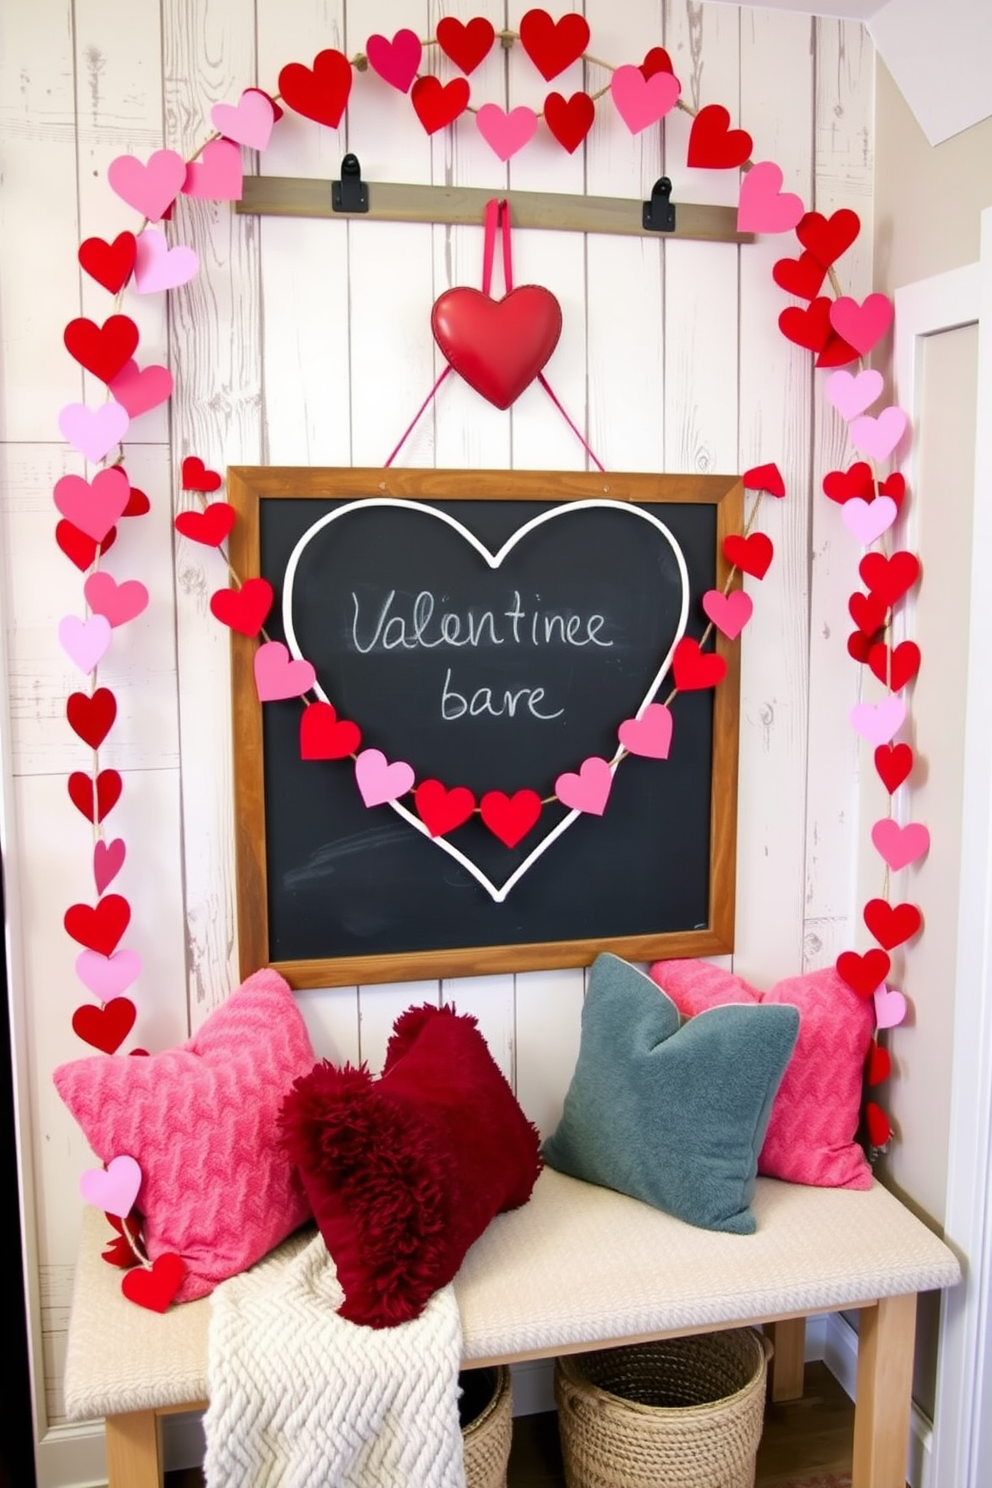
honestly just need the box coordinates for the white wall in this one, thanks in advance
[0,3,873,1482]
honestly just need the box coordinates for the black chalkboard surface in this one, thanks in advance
[227,468,742,987]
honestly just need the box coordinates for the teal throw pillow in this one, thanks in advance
[542,953,799,1234]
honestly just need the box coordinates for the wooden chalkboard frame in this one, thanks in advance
[227,466,743,988]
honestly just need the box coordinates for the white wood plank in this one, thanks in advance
[296,985,361,1067]
[0,0,82,439]
[1,442,179,775]
[733,7,814,986]
[803,17,873,970]
[442,974,516,1085]
[513,966,584,1138]
[358,980,441,1073]
[164,0,262,1023]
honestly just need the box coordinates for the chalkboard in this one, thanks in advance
[227,467,742,988]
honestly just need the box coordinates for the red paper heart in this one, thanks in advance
[860,551,920,607]
[121,1253,187,1313]
[209,578,274,637]
[815,332,859,369]
[278,49,352,128]
[742,463,785,498]
[299,702,362,760]
[480,789,542,848]
[847,630,873,664]
[432,286,562,409]
[411,75,471,134]
[865,1102,891,1149]
[245,88,284,123]
[102,1212,143,1269]
[544,90,595,152]
[772,251,827,300]
[835,947,890,999]
[68,769,123,824]
[78,232,137,294]
[174,501,236,546]
[686,104,752,169]
[868,640,921,691]
[181,456,223,493]
[874,742,913,794]
[864,898,922,951]
[122,485,151,517]
[63,314,139,384]
[415,779,476,837]
[879,472,906,508]
[723,531,773,579]
[436,16,495,73]
[640,47,674,79]
[56,519,117,571]
[848,590,888,638]
[778,296,833,353]
[67,688,118,749]
[64,894,131,956]
[867,1042,891,1087]
[672,636,727,692]
[796,208,861,268]
[823,462,875,505]
[71,996,137,1054]
[519,9,590,81]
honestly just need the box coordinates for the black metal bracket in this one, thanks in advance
[332,154,369,215]
[642,177,676,234]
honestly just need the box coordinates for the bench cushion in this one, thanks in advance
[64,1168,960,1422]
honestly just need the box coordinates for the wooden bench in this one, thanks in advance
[64,1168,961,1488]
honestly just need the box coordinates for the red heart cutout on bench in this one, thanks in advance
[121,1253,187,1312]
[432,287,562,409]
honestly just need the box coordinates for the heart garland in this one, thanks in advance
[57,17,916,1311]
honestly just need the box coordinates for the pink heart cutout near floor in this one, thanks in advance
[702,587,753,640]
[80,1153,142,1218]
[211,89,276,151]
[737,161,805,234]
[555,756,613,815]
[871,818,930,871]
[610,65,681,133]
[618,702,674,759]
[825,368,884,420]
[475,104,538,160]
[84,572,150,627]
[355,748,416,807]
[841,496,898,546]
[53,468,131,543]
[134,228,199,294]
[108,149,187,222]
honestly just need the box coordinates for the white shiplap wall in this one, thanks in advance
[0,4,873,1481]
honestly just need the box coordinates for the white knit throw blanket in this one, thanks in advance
[204,1233,467,1488]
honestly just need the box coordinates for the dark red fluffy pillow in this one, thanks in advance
[280,1004,542,1328]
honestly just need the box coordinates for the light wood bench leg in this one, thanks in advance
[852,1293,917,1488]
[767,1318,806,1401]
[105,1408,163,1488]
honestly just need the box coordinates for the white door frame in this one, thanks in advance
[894,209,992,1488]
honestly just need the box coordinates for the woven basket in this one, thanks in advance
[460,1365,513,1488]
[554,1329,770,1488]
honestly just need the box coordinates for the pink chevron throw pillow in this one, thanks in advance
[649,960,874,1189]
[54,968,316,1300]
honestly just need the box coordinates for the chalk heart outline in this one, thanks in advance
[283,498,690,903]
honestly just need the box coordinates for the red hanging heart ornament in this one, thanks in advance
[823,462,907,507]
[874,742,914,794]
[868,640,921,691]
[415,780,476,837]
[78,232,137,294]
[847,631,873,664]
[435,16,495,74]
[64,894,131,956]
[121,1253,187,1313]
[686,104,752,169]
[56,520,117,571]
[835,947,890,999]
[432,286,562,409]
[796,208,861,268]
[102,1211,143,1269]
[181,456,223,493]
[479,789,542,848]
[63,315,139,384]
[865,1102,892,1149]
[543,91,595,152]
[741,463,785,498]
[518,9,591,81]
[278,50,352,128]
[723,532,773,579]
[640,47,674,79]
[864,898,922,951]
[299,702,362,760]
[68,769,123,824]
[848,590,888,638]
[71,996,137,1054]
[859,550,920,607]
[209,578,274,637]
[67,688,118,749]
[122,485,151,518]
[411,76,471,135]
[867,1042,892,1087]
[672,636,727,691]
[175,502,236,546]
[772,251,827,300]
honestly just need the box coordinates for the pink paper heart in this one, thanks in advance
[211,89,276,151]
[107,149,187,222]
[53,468,131,543]
[109,360,174,419]
[58,401,130,463]
[737,161,805,235]
[874,985,907,1030]
[182,139,243,201]
[75,947,142,998]
[701,588,753,640]
[829,293,894,356]
[849,406,909,461]
[850,696,906,746]
[871,819,930,871]
[58,613,113,674]
[133,228,199,294]
[475,104,538,160]
[93,837,126,894]
[80,1153,142,1218]
[617,703,674,760]
[825,368,884,420]
[253,641,316,702]
[610,64,681,133]
[355,748,416,808]
[555,756,614,816]
[366,28,422,93]
[840,495,898,546]
[84,572,149,627]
